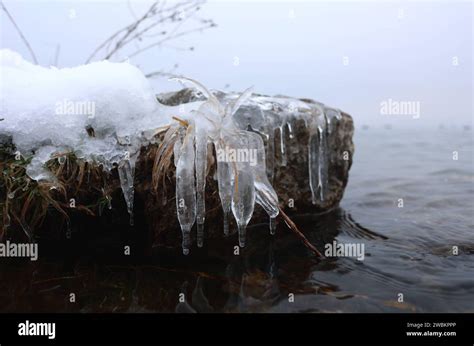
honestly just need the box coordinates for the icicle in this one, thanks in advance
[173,128,184,166]
[308,132,318,204]
[279,123,287,166]
[215,140,233,236]
[232,169,255,248]
[245,132,279,231]
[229,135,255,248]
[287,121,294,139]
[175,125,197,255]
[308,109,328,204]
[163,127,184,208]
[117,150,138,226]
[317,119,329,202]
[265,124,275,184]
[195,128,208,248]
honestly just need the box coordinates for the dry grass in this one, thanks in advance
[0,149,105,241]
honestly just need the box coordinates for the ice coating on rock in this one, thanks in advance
[324,106,342,134]
[278,123,287,166]
[231,93,333,206]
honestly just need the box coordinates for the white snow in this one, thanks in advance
[0,49,169,155]
[0,49,196,225]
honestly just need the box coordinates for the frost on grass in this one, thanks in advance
[0,50,342,255]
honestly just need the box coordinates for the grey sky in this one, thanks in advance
[1,0,472,127]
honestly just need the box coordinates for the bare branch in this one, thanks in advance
[85,1,159,63]
[119,1,201,44]
[279,207,324,258]
[1,2,38,64]
[145,71,179,79]
[127,23,214,59]
[85,0,215,64]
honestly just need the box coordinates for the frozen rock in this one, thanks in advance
[157,89,354,210]
[1,50,354,253]
[149,88,354,247]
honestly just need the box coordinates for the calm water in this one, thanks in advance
[1,128,473,313]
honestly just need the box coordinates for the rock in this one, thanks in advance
[143,89,355,246]
[2,89,354,252]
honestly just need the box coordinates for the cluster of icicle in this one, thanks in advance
[157,77,342,255]
[169,78,278,254]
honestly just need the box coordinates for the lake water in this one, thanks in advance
[1,127,473,313]
[324,127,474,313]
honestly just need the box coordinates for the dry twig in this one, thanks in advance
[279,207,324,258]
[1,2,38,63]
[85,0,216,67]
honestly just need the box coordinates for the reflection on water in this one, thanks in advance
[0,129,473,313]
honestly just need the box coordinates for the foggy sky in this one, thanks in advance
[1,0,472,128]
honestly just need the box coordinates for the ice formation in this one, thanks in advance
[0,49,342,255]
[0,49,195,226]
